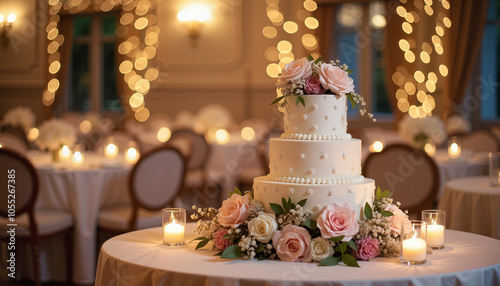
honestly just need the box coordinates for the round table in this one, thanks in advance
[437,176,500,239]
[95,224,500,286]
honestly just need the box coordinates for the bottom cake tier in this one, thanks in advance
[253,176,375,220]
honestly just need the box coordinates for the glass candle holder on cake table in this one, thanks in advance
[489,152,500,188]
[401,220,427,265]
[421,210,445,249]
[447,137,461,160]
[162,208,186,246]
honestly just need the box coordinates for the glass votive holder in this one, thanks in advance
[401,220,427,265]
[124,141,140,164]
[489,152,500,188]
[162,208,186,246]
[447,136,461,160]
[421,210,445,249]
[104,137,118,160]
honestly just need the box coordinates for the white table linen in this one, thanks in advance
[437,176,500,239]
[18,152,131,284]
[96,223,500,286]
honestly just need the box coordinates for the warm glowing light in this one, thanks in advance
[0,15,4,23]
[125,142,140,164]
[370,140,384,153]
[443,17,451,28]
[241,127,255,141]
[277,40,292,53]
[105,142,118,160]
[49,61,61,74]
[414,71,425,83]
[157,127,172,142]
[404,82,416,95]
[7,13,16,23]
[177,4,211,23]
[283,21,298,34]
[371,15,386,28]
[304,17,319,29]
[215,129,230,144]
[404,50,415,63]
[402,22,413,34]
[134,17,148,30]
[129,93,144,108]
[301,34,317,49]
[263,26,278,38]
[439,64,448,77]
[135,107,150,122]
[266,63,281,78]
[396,6,407,17]
[420,51,430,63]
[79,120,92,134]
[435,26,444,37]
[424,5,433,16]
[59,145,72,162]
[417,90,427,103]
[28,128,39,141]
[303,0,317,12]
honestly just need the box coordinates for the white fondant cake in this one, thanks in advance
[254,94,375,220]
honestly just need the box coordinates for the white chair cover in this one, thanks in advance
[461,130,500,152]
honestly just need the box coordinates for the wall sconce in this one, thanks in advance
[0,13,16,43]
[177,4,211,45]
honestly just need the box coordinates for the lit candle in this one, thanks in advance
[125,146,139,164]
[105,143,118,159]
[402,236,427,262]
[426,222,445,247]
[240,127,255,141]
[59,145,72,162]
[215,128,230,144]
[163,219,185,244]
[71,151,84,167]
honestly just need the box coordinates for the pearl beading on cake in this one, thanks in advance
[281,133,352,140]
[267,175,364,185]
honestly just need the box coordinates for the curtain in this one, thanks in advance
[314,4,336,58]
[444,0,488,118]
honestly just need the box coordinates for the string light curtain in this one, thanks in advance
[44,0,160,122]
[385,0,451,122]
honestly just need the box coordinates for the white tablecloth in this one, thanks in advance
[437,176,500,239]
[18,152,131,284]
[96,223,500,286]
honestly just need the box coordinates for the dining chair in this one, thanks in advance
[0,132,29,153]
[460,130,500,152]
[362,143,440,219]
[0,148,73,286]
[0,125,30,149]
[97,145,186,234]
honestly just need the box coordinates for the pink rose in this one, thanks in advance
[272,225,312,262]
[217,194,250,228]
[214,228,233,251]
[276,57,313,87]
[353,237,380,261]
[317,64,354,96]
[317,202,359,241]
[384,203,410,235]
[304,76,326,95]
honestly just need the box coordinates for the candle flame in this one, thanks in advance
[450,143,458,152]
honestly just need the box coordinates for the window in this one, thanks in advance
[479,0,500,121]
[68,14,122,113]
[330,1,391,118]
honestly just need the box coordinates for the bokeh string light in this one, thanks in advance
[394,0,451,118]
[264,0,320,79]
[45,0,160,122]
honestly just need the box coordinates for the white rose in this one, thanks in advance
[310,237,334,262]
[248,212,278,243]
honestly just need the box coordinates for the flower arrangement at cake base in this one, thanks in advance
[192,187,408,266]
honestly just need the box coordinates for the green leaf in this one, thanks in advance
[347,240,358,252]
[339,242,347,254]
[221,245,243,259]
[303,219,317,230]
[347,94,356,108]
[380,210,394,217]
[297,198,307,207]
[297,96,306,107]
[234,187,242,195]
[270,96,284,105]
[376,186,382,199]
[314,56,323,64]
[307,54,314,61]
[282,198,288,212]
[195,238,210,250]
[270,203,285,215]
[342,254,360,267]
[214,251,223,256]
[258,253,266,261]
[346,69,353,74]
[190,236,207,242]
[256,243,265,253]
[330,235,345,243]
[364,202,373,220]
[319,256,340,266]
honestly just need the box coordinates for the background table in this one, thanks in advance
[17,152,131,284]
[96,224,500,286]
[437,176,500,239]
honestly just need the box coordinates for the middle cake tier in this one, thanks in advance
[268,138,363,184]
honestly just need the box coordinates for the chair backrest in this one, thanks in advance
[460,130,500,153]
[0,125,30,148]
[362,143,439,218]
[170,129,210,171]
[0,132,29,153]
[128,146,186,227]
[0,148,39,235]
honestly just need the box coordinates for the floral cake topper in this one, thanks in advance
[271,55,375,122]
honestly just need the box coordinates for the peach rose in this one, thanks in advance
[272,225,312,262]
[317,202,359,241]
[217,194,250,228]
[275,57,313,87]
[317,64,354,96]
[384,203,410,235]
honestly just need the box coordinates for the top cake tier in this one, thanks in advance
[282,94,351,140]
